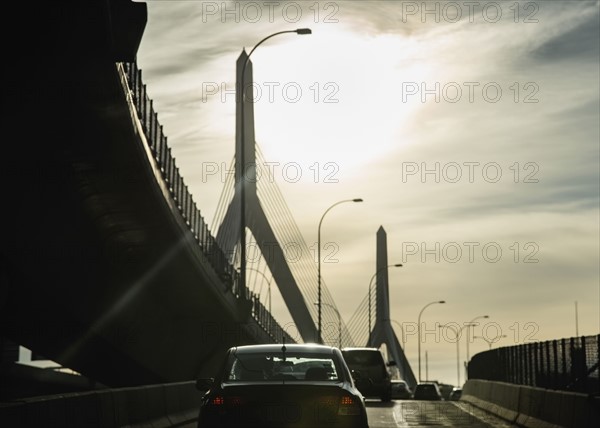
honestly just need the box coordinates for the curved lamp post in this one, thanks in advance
[367,263,403,344]
[464,315,489,373]
[435,315,489,385]
[417,300,445,382]
[474,334,507,350]
[314,302,342,348]
[439,321,487,387]
[239,29,311,301]
[317,198,362,343]
[438,324,461,387]
[247,267,273,313]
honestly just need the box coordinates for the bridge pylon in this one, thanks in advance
[215,50,318,342]
[367,226,417,390]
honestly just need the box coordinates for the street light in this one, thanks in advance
[246,267,273,313]
[314,302,342,348]
[317,198,363,343]
[367,263,403,343]
[464,315,489,375]
[438,317,488,386]
[417,300,445,382]
[439,323,476,387]
[239,29,311,301]
[474,334,507,350]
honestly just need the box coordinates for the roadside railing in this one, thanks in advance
[118,62,293,342]
[250,293,296,344]
[121,62,237,295]
[468,334,599,394]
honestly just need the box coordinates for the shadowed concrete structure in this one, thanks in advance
[0,0,409,401]
[0,1,290,393]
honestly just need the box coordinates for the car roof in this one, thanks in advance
[341,347,380,352]
[230,343,338,354]
[416,382,439,388]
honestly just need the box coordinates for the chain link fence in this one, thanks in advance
[468,335,599,394]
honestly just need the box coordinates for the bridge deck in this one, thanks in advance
[0,1,288,390]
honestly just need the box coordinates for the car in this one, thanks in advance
[390,379,412,399]
[341,347,395,402]
[449,387,462,401]
[413,382,444,401]
[196,343,370,428]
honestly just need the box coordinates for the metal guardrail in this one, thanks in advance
[468,334,600,395]
[249,292,296,344]
[119,62,294,343]
[122,62,237,294]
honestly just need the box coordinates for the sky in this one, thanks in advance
[134,0,600,386]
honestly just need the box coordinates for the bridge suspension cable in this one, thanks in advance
[345,289,373,347]
[211,143,359,346]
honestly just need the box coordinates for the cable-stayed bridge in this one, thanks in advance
[0,0,416,395]
[3,6,596,428]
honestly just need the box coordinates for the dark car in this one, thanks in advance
[390,379,412,399]
[449,387,462,401]
[196,343,369,428]
[413,382,444,401]
[341,347,395,402]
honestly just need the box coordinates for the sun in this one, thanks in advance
[246,27,434,172]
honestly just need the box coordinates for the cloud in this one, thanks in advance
[529,1,600,62]
[136,0,600,385]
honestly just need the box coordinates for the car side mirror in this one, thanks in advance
[351,370,362,381]
[387,361,397,367]
[196,377,214,390]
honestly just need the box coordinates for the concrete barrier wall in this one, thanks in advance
[0,381,203,428]
[462,379,600,428]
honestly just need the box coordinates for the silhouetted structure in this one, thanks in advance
[0,1,419,402]
[368,227,417,390]
[215,51,319,342]
[0,1,293,396]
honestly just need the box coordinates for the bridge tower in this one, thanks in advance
[368,226,417,389]
[215,51,318,342]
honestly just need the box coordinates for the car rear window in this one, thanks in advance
[225,352,341,382]
[342,350,383,365]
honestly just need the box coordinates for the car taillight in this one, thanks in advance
[338,395,361,416]
[210,396,245,406]
[211,396,225,406]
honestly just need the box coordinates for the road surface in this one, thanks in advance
[188,399,516,427]
[365,399,516,427]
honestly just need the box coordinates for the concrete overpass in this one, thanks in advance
[0,0,292,392]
